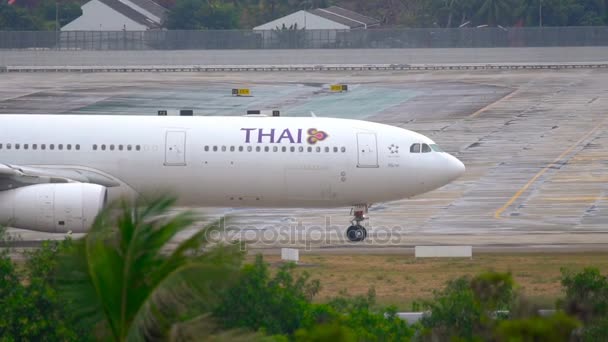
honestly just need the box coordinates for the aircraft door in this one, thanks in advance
[164,131,187,166]
[356,132,379,168]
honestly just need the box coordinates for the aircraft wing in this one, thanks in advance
[0,163,120,191]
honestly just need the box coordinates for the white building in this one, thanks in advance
[253,6,380,31]
[62,0,167,31]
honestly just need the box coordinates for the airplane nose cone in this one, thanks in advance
[446,154,465,181]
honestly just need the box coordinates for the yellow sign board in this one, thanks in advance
[330,84,348,92]
[232,88,251,96]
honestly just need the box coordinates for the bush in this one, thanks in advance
[215,255,414,341]
[419,272,515,340]
[214,255,320,335]
[496,311,580,342]
[0,229,82,341]
[560,267,608,341]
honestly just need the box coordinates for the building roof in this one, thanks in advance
[307,6,380,29]
[127,0,167,21]
[96,0,166,29]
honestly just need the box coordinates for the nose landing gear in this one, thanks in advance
[346,204,368,242]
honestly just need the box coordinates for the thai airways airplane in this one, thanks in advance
[0,114,464,242]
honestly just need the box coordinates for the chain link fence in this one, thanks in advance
[1,27,608,50]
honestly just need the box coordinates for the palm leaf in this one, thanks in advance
[57,195,244,341]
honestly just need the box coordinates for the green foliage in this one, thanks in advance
[495,311,580,342]
[0,228,81,341]
[56,196,245,341]
[0,3,42,30]
[167,0,239,29]
[420,272,515,340]
[560,267,608,341]
[560,267,608,323]
[214,255,321,335]
[37,0,82,27]
[294,323,356,342]
[216,256,414,341]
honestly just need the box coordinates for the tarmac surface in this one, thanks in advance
[1,69,607,252]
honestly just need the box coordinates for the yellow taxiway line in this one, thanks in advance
[494,119,606,219]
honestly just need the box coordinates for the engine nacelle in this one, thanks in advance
[0,183,107,233]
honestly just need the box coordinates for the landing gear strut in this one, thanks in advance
[346,204,368,242]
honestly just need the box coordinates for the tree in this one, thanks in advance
[167,0,239,29]
[476,0,513,26]
[166,0,203,29]
[0,3,42,30]
[198,2,240,29]
[55,196,245,341]
[0,229,81,341]
[420,272,515,340]
[496,312,580,341]
[214,255,321,335]
[560,267,608,340]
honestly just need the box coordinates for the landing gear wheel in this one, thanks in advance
[346,224,367,242]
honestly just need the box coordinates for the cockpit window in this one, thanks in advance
[410,143,421,153]
[422,143,432,153]
[430,144,444,152]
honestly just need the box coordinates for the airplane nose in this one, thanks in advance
[446,154,465,181]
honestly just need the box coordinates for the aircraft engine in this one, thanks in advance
[0,183,107,233]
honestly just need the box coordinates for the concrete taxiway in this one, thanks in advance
[1,69,607,251]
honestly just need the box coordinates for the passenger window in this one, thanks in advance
[247,146,252,152]
[325,147,330,153]
[7,144,11,150]
[298,146,304,152]
[33,144,37,150]
[67,144,72,150]
[0,143,2,149]
[127,145,132,151]
[410,143,421,153]
[212,146,218,152]
[136,145,141,151]
[101,145,106,151]
[24,144,28,150]
[15,144,20,150]
[50,144,54,150]
[41,144,45,150]
[93,144,97,151]
[316,146,321,152]
[76,144,80,150]
[118,145,123,151]
[273,146,278,152]
[307,146,312,152]
[282,146,287,152]
[204,146,209,152]
[58,144,63,150]
[238,146,243,152]
[264,146,269,152]
[333,147,338,153]
[256,146,261,152]
[230,146,235,152]
[290,146,295,152]
[422,144,432,153]
[221,146,226,152]
[110,145,115,151]
[341,147,346,153]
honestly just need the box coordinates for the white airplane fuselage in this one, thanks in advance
[0,115,464,209]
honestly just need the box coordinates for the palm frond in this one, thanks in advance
[56,195,245,341]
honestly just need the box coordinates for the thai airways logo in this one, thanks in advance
[307,128,328,145]
[241,127,329,144]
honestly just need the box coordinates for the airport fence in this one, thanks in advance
[1,27,608,50]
